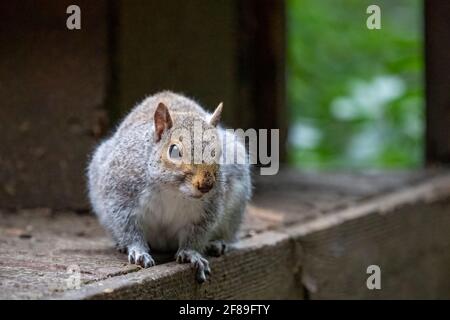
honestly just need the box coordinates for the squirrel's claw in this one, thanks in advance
[176,249,211,283]
[128,248,155,268]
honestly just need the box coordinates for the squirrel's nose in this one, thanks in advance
[192,169,215,194]
[197,183,213,194]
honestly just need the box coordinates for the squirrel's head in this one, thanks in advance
[152,101,223,199]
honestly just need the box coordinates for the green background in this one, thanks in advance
[287,0,424,169]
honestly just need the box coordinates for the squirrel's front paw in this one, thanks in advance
[176,249,211,283]
[128,247,155,268]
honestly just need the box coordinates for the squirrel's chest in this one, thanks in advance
[137,188,203,251]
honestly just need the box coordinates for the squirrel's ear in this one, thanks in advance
[209,102,223,127]
[154,102,173,142]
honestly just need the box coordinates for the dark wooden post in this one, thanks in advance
[425,1,450,165]
[109,0,238,123]
[236,0,287,162]
[0,0,109,209]
[110,0,287,161]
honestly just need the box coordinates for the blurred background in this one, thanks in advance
[288,0,424,170]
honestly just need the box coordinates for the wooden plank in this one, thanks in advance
[70,173,450,299]
[59,231,303,300]
[252,170,439,226]
[0,209,134,299]
[287,173,450,299]
[0,171,396,299]
[295,198,450,299]
[2,171,450,299]
[425,1,450,164]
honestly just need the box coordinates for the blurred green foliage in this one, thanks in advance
[287,0,424,170]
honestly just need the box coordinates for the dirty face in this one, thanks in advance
[161,133,221,199]
[154,101,223,199]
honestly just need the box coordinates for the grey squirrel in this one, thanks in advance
[87,91,251,283]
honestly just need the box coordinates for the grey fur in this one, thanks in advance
[87,91,251,283]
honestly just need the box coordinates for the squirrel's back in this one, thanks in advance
[116,91,208,134]
[87,91,251,282]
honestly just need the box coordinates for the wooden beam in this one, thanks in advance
[60,231,304,300]
[58,172,450,299]
[425,1,450,164]
[288,173,450,299]
[236,0,287,162]
[4,171,448,299]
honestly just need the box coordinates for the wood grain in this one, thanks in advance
[1,171,450,299]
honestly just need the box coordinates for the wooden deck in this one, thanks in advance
[1,170,450,299]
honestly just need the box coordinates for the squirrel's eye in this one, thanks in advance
[169,144,182,161]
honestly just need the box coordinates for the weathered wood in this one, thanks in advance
[0,205,304,300]
[60,231,303,300]
[425,1,450,164]
[66,172,450,299]
[288,173,450,299]
[1,171,450,299]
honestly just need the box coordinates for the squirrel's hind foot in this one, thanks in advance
[176,249,211,283]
